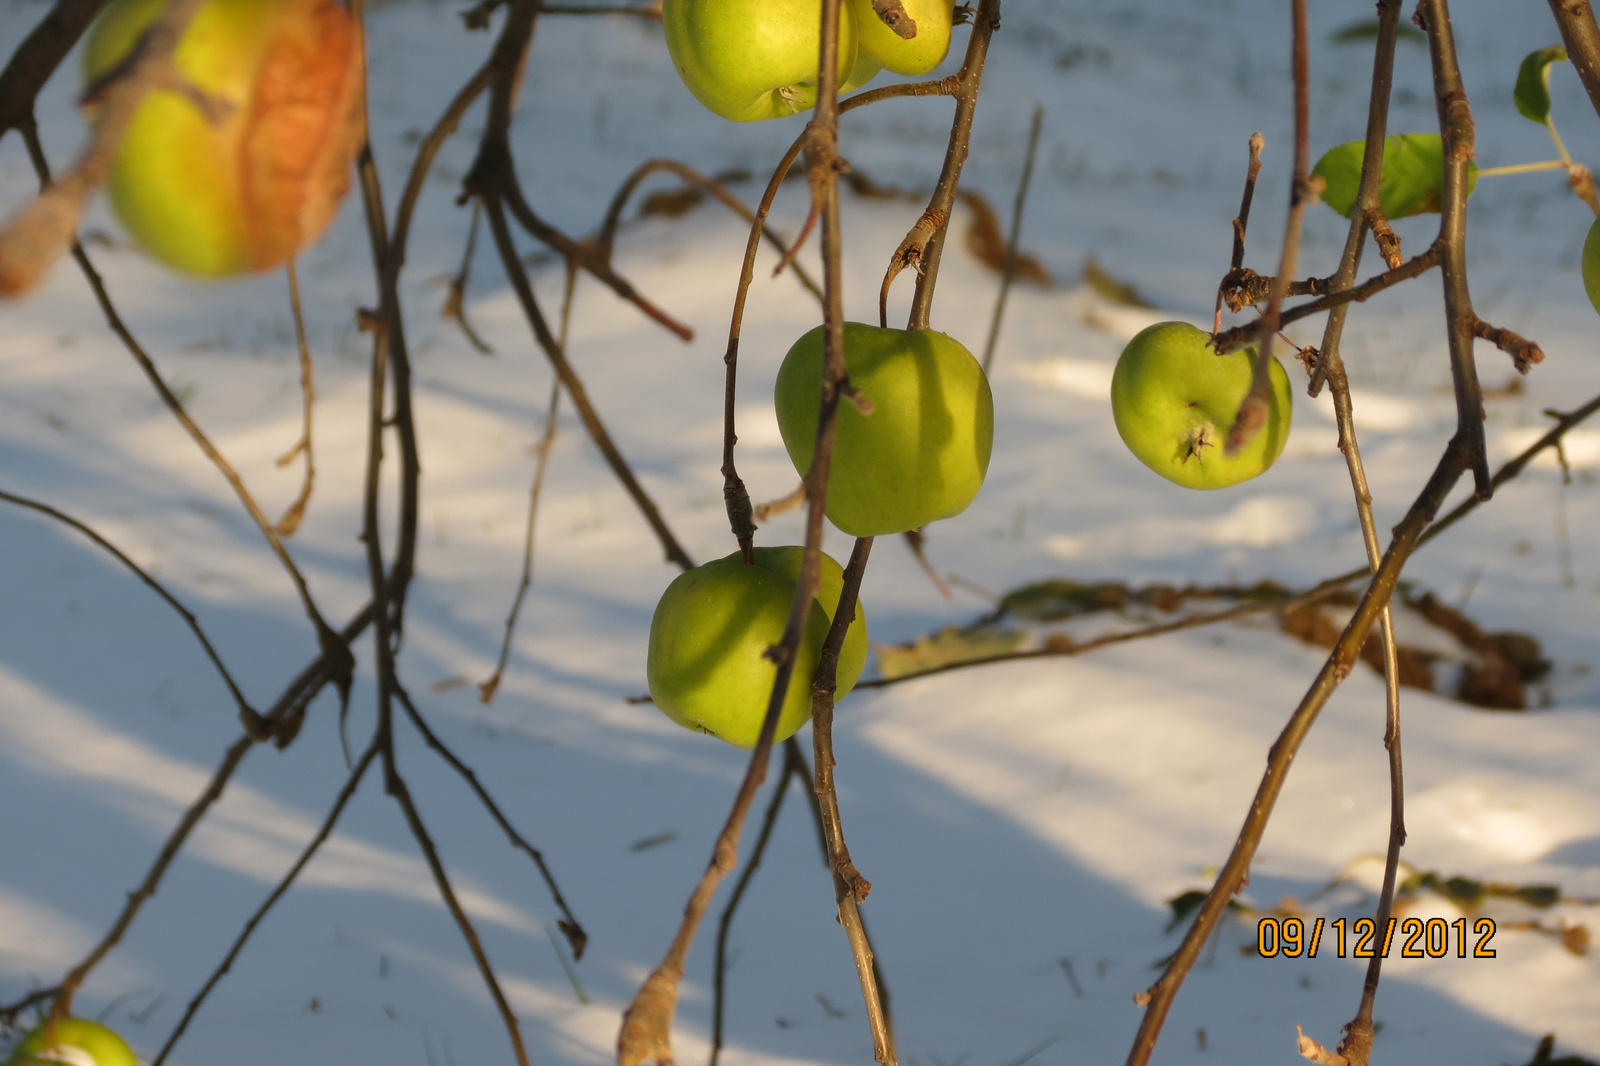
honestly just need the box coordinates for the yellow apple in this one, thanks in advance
[647,547,868,748]
[661,0,862,122]
[84,0,365,277]
[5,1018,137,1066]
[844,0,954,81]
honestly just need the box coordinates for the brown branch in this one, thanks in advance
[386,761,531,1066]
[905,0,1002,331]
[1213,132,1265,332]
[0,0,108,141]
[1548,0,1600,122]
[1212,243,1442,353]
[442,200,496,354]
[617,2,856,1061]
[0,488,263,736]
[1284,7,1408,1058]
[484,197,695,571]
[394,685,586,955]
[1223,0,1311,459]
[149,740,381,1066]
[1472,316,1545,373]
[481,375,564,703]
[980,103,1043,372]
[808,537,895,1064]
[1420,0,1493,498]
[498,177,693,341]
[273,259,317,537]
[595,159,823,305]
[709,741,806,1066]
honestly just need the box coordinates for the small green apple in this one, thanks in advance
[661,0,862,122]
[84,0,365,277]
[1583,216,1600,317]
[5,1018,138,1066]
[1110,321,1292,490]
[647,547,868,748]
[774,322,993,537]
[844,0,954,79]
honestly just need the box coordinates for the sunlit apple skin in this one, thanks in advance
[84,0,365,277]
[1583,217,1600,317]
[775,322,993,537]
[1110,321,1292,490]
[647,548,867,748]
[661,0,861,122]
[5,1018,138,1066]
[844,0,953,77]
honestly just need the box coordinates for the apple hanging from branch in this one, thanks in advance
[83,0,366,277]
[1110,321,1292,490]
[774,322,993,537]
[647,547,868,749]
[660,0,866,122]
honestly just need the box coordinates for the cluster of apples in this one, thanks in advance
[647,0,989,747]
[649,324,993,747]
[4,1017,137,1066]
[662,0,954,122]
[86,0,365,277]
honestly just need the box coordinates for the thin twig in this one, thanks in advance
[387,761,532,1066]
[982,103,1043,373]
[0,488,262,735]
[480,269,572,703]
[1213,131,1264,334]
[595,159,823,304]
[149,740,381,1066]
[904,0,1002,331]
[273,258,317,537]
[484,196,695,571]
[709,742,805,1066]
[394,685,586,954]
[1222,0,1311,458]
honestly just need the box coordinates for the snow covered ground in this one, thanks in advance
[2,1,1599,1064]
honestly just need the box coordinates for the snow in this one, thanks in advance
[2,0,1599,1065]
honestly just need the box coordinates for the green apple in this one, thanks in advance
[661,0,862,122]
[1583,216,1600,317]
[5,1018,138,1066]
[84,0,365,277]
[647,547,868,748]
[844,0,954,79]
[1110,321,1292,490]
[774,322,993,537]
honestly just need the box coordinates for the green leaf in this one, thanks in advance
[1311,133,1479,220]
[1328,19,1426,46]
[1514,45,1568,125]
